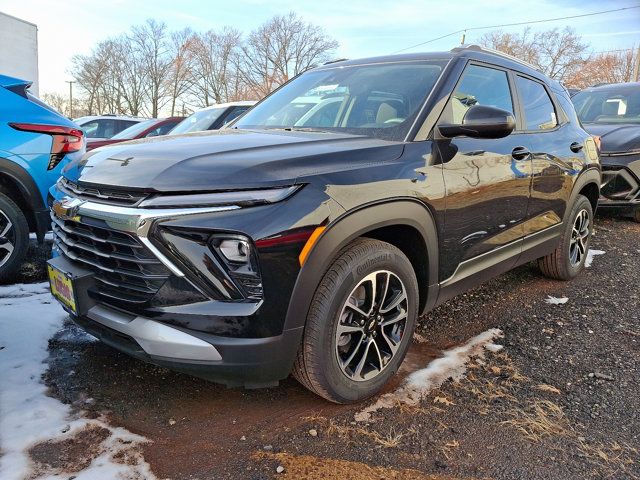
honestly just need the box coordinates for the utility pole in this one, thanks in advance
[460,30,466,45]
[65,80,75,119]
[634,46,640,82]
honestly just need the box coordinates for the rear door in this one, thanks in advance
[514,75,583,236]
[435,62,533,281]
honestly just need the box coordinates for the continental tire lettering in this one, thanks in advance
[356,254,392,275]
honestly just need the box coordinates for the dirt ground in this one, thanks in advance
[21,213,640,479]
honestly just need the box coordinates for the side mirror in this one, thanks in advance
[438,105,516,139]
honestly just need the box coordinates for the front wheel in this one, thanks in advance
[0,193,29,282]
[538,194,593,280]
[292,238,419,403]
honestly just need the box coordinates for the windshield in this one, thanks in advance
[572,86,640,124]
[234,60,448,141]
[111,119,157,139]
[170,107,227,134]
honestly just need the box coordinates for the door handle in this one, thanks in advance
[570,142,584,153]
[511,146,531,160]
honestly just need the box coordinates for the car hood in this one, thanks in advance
[74,129,405,192]
[582,123,640,154]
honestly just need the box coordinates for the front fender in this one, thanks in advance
[282,198,440,334]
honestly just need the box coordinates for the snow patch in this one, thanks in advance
[354,328,504,422]
[0,283,155,480]
[545,296,569,305]
[585,249,605,268]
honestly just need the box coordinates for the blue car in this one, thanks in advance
[0,74,85,280]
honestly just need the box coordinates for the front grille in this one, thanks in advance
[51,213,170,304]
[58,178,148,206]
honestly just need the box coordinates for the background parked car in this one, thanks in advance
[572,82,640,221]
[74,115,148,141]
[169,101,255,135]
[0,74,85,280]
[86,117,185,151]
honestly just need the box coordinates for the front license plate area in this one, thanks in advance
[47,256,96,316]
[48,264,77,314]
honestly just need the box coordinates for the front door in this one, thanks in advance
[434,63,532,281]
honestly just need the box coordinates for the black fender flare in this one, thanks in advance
[282,199,440,334]
[0,157,46,212]
[566,167,601,221]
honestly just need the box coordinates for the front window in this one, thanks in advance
[170,107,228,135]
[572,86,640,124]
[234,60,448,141]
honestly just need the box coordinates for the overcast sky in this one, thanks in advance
[1,0,638,95]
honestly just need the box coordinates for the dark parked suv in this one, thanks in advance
[48,46,600,403]
[572,82,640,221]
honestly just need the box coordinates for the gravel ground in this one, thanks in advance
[14,214,640,479]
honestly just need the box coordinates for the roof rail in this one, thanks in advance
[323,58,348,65]
[451,44,541,73]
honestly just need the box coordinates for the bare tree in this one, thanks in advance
[41,92,69,116]
[567,48,639,88]
[69,14,340,115]
[240,12,338,97]
[131,19,172,117]
[188,28,244,106]
[479,27,589,82]
[167,28,195,116]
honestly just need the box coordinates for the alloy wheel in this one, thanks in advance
[0,209,15,268]
[335,270,408,382]
[569,209,590,267]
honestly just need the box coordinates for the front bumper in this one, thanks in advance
[72,302,303,387]
[598,155,640,209]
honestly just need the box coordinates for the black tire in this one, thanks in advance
[292,238,419,404]
[538,194,593,280]
[632,208,640,223]
[0,193,29,282]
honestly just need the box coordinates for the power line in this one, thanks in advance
[392,5,640,54]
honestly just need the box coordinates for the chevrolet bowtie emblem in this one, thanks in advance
[53,197,85,222]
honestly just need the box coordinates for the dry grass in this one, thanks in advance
[253,451,467,479]
[502,400,570,441]
[536,384,561,394]
[323,418,405,448]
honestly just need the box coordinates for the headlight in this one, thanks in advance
[138,185,301,208]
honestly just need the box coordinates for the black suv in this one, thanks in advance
[48,46,600,403]
[572,82,640,221]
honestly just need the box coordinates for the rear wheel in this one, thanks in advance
[292,238,419,403]
[538,194,593,280]
[0,193,29,282]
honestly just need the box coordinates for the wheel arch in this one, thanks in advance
[0,157,46,233]
[282,199,440,333]
[568,167,601,221]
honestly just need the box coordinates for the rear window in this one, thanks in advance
[516,76,557,130]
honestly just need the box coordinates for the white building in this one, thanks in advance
[0,11,38,96]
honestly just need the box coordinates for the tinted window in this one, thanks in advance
[146,121,181,137]
[111,119,156,139]
[222,106,250,126]
[447,64,514,124]
[170,107,227,135]
[235,61,447,141]
[80,119,118,138]
[516,76,557,130]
